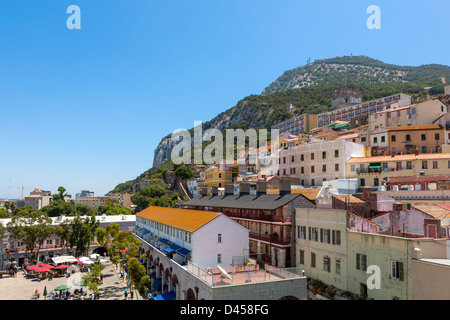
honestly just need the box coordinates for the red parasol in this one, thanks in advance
[27,265,38,270]
[34,266,50,272]
[54,264,69,269]
[39,263,53,269]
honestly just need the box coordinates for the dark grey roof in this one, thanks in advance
[179,193,302,211]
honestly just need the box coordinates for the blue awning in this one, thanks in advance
[159,238,168,243]
[143,229,150,234]
[176,247,191,257]
[153,279,161,291]
[154,291,176,300]
[164,245,181,255]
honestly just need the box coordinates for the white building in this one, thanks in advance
[445,85,450,95]
[275,139,365,187]
[135,206,249,269]
[134,206,307,300]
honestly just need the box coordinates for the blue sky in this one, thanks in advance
[0,0,449,198]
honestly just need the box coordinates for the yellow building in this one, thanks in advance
[346,153,450,188]
[386,125,445,155]
[204,166,235,191]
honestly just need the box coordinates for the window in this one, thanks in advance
[217,254,222,264]
[433,161,438,169]
[421,146,426,153]
[311,166,315,173]
[311,252,316,268]
[335,163,339,171]
[406,134,411,141]
[218,173,222,178]
[391,135,396,142]
[283,157,286,164]
[421,134,426,141]
[332,230,341,245]
[435,134,440,140]
[323,257,331,272]
[301,154,304,161]
[396,162,402,170]
[322,151,326,159]
[291,155,295,162]
[334,150,339,158]
[360,178,366,187]
[298,226,306,239]
[299,250,305,265]
[373,137,378,143]
[448,160,450,169]
[311,179,315,186]
[391,260,404,280]
[351,164,355,172]
[322,165,327,172]
[309,227,318,241]
[381,136,385,143]
[320,228,331,244]
[406,161,412,169]
[336,259,341,275]
[356,253,367,271]
[301,167,304,174]
[361,137,366,142]
[311,153,315,160]
[218,233,222,243]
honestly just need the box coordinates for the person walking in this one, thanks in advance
[124,288,128,300]
[130,290,134,300]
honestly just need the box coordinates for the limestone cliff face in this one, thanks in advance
[152,101,270,167]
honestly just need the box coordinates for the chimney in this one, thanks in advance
[256,181,267,196]
[211,186,219,196]
[202,187,208,196]
[279,179,291,195]
[239,183,250,195]
[225,184,234,196]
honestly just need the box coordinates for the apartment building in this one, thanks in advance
[346,153,450,188]
[276,139,365,187]
[179,181,316,268]
[295,208,378,293]
[73,196,109,207]
[318,93,411,128]
[134,206,307,300]
[109,193,134,209]
[272,113,318,136]
[386,125,446,155]
[368,99,449,133]
[23,189,53,211]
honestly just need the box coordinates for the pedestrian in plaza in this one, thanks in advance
[124,288,128,299]
[130,290,134,300]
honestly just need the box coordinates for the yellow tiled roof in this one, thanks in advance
[136,206,221,232]
[413,204,450,219]
[291,188,321,200]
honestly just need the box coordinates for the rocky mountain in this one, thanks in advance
[111,56,450,193]
[262,55,450,94]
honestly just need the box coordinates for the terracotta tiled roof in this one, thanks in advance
[387,175,450,184]
[336,133,359,140]
[347,153,450,164]
[386,125,442,131]
[136,206,221,232]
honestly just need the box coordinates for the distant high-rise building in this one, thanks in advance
[75,190,95,199]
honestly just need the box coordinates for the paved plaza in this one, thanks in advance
[0,260,139,300]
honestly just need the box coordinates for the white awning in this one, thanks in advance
[51,256,78,264]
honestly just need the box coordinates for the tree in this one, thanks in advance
[175,166,193,180]
[53,186,71,202]
[68,215,100,257]
[83,262,103,297]
[127,257,147,297]
[131,179,170,211]
[7,210,54,262]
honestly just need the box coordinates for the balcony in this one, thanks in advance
[224,210,289,223]
[249,231,291,246]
